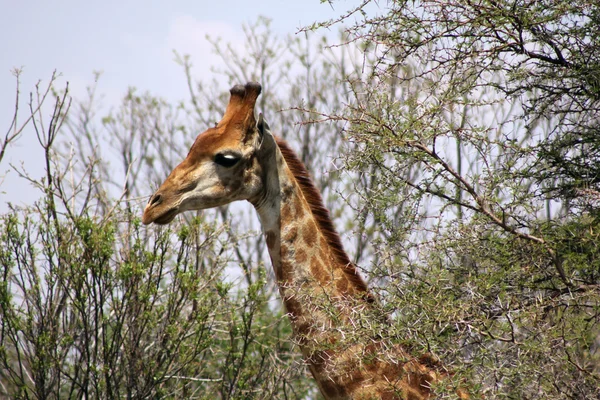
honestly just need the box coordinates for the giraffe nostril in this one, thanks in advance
[149,193,162,206]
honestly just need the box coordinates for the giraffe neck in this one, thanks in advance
[252,139,375,399]
[251,139,452,400]
[256,154,347,300]
[253,140,370,319]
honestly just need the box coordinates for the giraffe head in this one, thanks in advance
[142,82,275,225]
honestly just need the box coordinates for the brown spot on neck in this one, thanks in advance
[295,247,308,264]
[302,223,317,247]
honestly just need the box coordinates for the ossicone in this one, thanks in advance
[220,82,262,130]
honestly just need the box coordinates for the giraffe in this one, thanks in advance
[142,82,468,399]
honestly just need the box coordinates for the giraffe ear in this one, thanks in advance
[257,113,276,152]
[257,113,270,134]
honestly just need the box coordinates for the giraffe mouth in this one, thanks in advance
[151,208,179,225]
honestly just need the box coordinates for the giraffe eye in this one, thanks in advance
[214,153,240,168]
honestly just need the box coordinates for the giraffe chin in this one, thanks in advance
[151,208,179,225]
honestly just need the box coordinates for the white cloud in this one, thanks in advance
[165,15,244,79]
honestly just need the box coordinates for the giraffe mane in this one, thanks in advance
[275,136,372,299]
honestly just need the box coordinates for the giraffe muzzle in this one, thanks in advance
[142,192,179,225]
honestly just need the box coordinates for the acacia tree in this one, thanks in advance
[303,0,600,398]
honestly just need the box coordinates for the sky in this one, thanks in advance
[0,0,365,208]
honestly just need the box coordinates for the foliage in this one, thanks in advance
[308,0,600,398]
[2,2,600,397]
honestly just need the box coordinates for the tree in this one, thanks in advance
[303,0,600,397]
